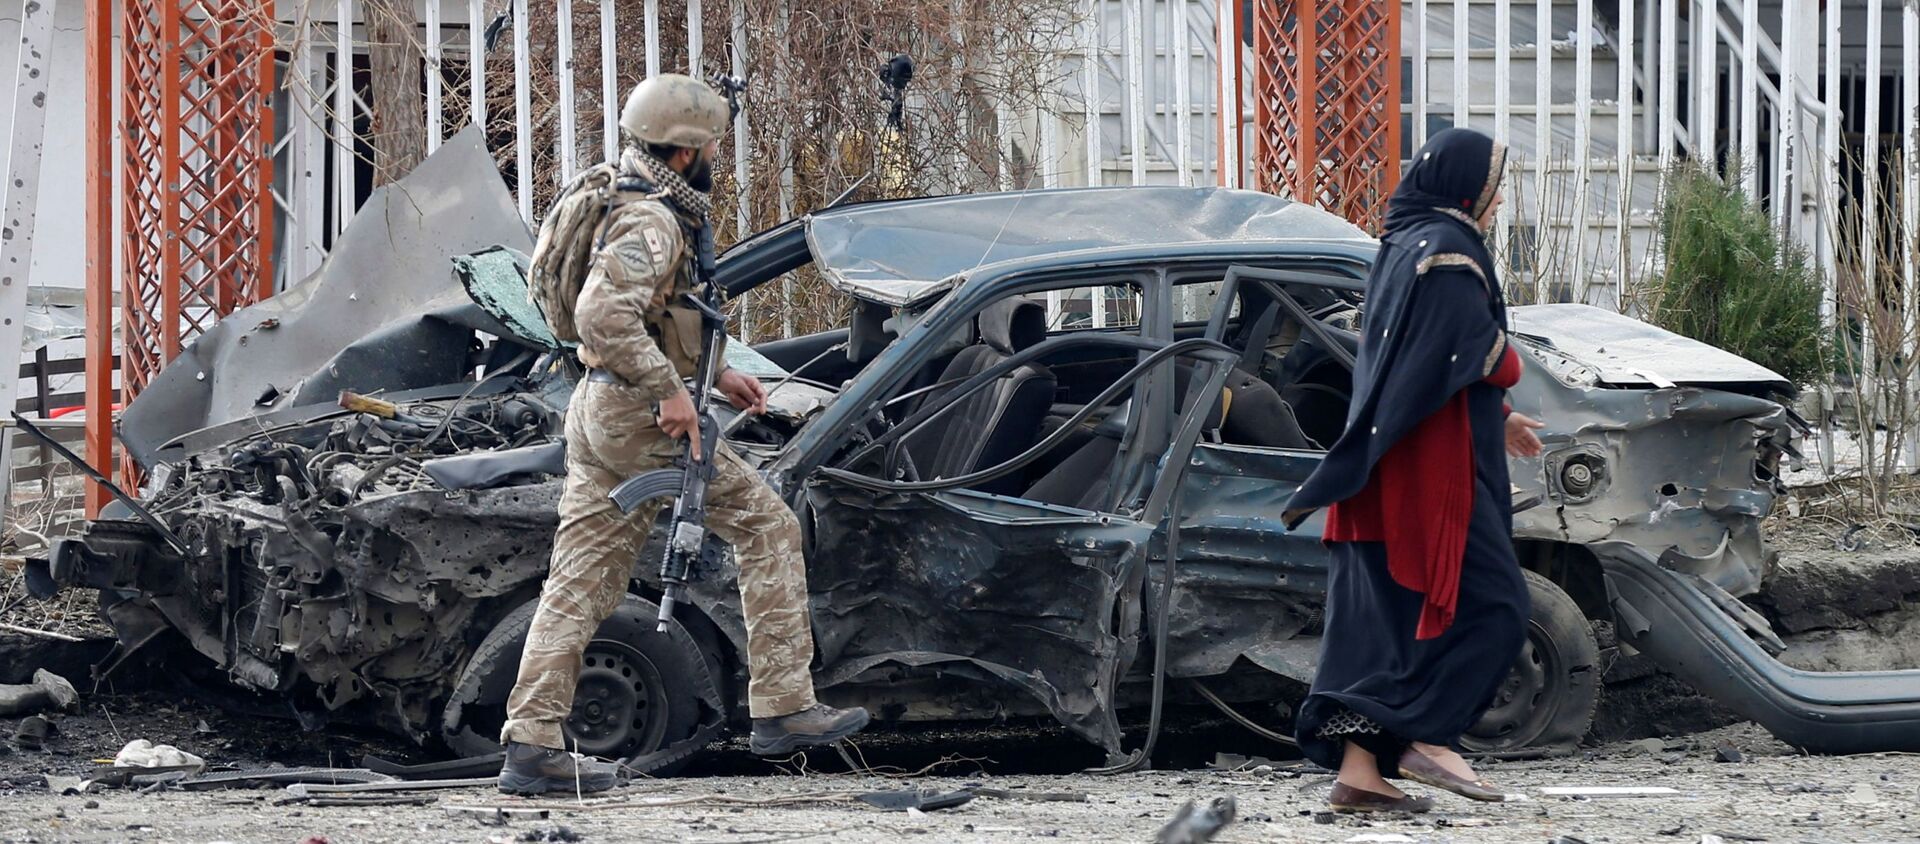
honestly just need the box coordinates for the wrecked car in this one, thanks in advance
[31,131,1920,773]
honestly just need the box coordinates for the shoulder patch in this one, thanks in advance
[610,238,656,273]
[641,227,667,266]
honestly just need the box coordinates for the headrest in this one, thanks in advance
[847,301,896,361]
[978,297,1048,354]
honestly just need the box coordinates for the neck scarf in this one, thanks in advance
[621,147,713,223]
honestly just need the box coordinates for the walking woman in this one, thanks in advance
[1284,127,1545,813]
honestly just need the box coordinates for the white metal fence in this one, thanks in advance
[266,1,1919,338]
[1408,0,1920,319]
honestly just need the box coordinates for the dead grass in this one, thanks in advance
[1,460,109,640]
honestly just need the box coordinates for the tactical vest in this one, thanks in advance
[591,193,722,380]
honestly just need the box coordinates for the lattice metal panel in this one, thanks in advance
[117,0,275,398]
[1251,0,1400,232]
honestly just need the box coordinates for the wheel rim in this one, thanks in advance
[1462,619,1563,750]
[566,640,671,759]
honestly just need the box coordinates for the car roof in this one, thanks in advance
[717,187,1376,308]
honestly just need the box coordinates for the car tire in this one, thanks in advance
[440,594,708,772]
[1460,569,1601,753]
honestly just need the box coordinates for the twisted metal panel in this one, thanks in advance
[1251,0,1400,232]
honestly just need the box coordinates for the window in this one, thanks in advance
[1040,284,1144,331]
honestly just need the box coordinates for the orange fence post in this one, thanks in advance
[85,0,116,515]
[92,0,278,498]
[1251,0,1402,232]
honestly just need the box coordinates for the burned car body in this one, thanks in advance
[35,133,1920,766]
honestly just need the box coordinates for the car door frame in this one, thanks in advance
[774,259,1241,756]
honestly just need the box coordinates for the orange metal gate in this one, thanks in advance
[86,0,276,510]
[1250,0,1401,232]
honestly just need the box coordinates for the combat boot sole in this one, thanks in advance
[748,707,871,756]
[497,767,620,796]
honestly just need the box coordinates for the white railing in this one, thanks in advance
[1409,0,1920,327]
[267,0,1240,338]
[265,1,1920,338]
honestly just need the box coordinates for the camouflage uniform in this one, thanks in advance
[500,169,817,752]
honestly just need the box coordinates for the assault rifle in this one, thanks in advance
[607,269,726,632]
[608,74,746,633]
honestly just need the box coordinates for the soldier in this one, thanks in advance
[498,74,869,796]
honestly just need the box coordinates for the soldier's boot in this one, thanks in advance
[748,703,871,756]
[496,741,621,795]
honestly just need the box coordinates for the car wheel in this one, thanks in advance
[1460,569,1600,753]
[441,594,708,772]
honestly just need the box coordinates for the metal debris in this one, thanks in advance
[970,787,1089,803]
[1155,795,1237,844]
[855,789,975,812]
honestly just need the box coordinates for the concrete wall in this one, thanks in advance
[0,0,97,294]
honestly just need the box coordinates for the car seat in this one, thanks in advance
[901,297,1056,495]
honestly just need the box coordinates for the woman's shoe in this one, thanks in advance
[1396,749,1506,801]
[1328,782,1436,814]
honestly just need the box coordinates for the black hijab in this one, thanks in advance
[1285,128,1511,519]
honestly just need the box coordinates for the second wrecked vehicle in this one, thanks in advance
[34,133,1920,770]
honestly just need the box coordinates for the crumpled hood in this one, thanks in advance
[119,129,534,468]
[1511,304,1794,394]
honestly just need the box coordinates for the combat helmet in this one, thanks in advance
[620,74,730,148]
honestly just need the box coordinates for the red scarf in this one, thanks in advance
[1324,345,1521,640]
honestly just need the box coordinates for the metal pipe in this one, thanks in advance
[1778,0,1799,236]
[556,0,577,182]
[1216,0,1239,188]
[1173,0,1193,186]
[1618,0,1636,290]
[1819,0,1840,328]
[294,23,325,276]
[1658,0,1676,173]
[1453,0,1468,128]
[1700,0,1718,168]
[426,0,442,153]
[1086,0,1103,187]
[513,0,531,221]
[688,0,702,73]
[469,0,485,128]
[1865,0,1882,350]
[1125,0,1148,185]
[729,0,751,341]
[1415,0,1429,151]
[602,0,618,161]
[1534,0,1551,302]
[335,0,355,235]
[1494,0,1511,266]
[1574,0,1593,302]
[1904,6,1918,359]
[645,0,661,77]
[1740,0,1759,194]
